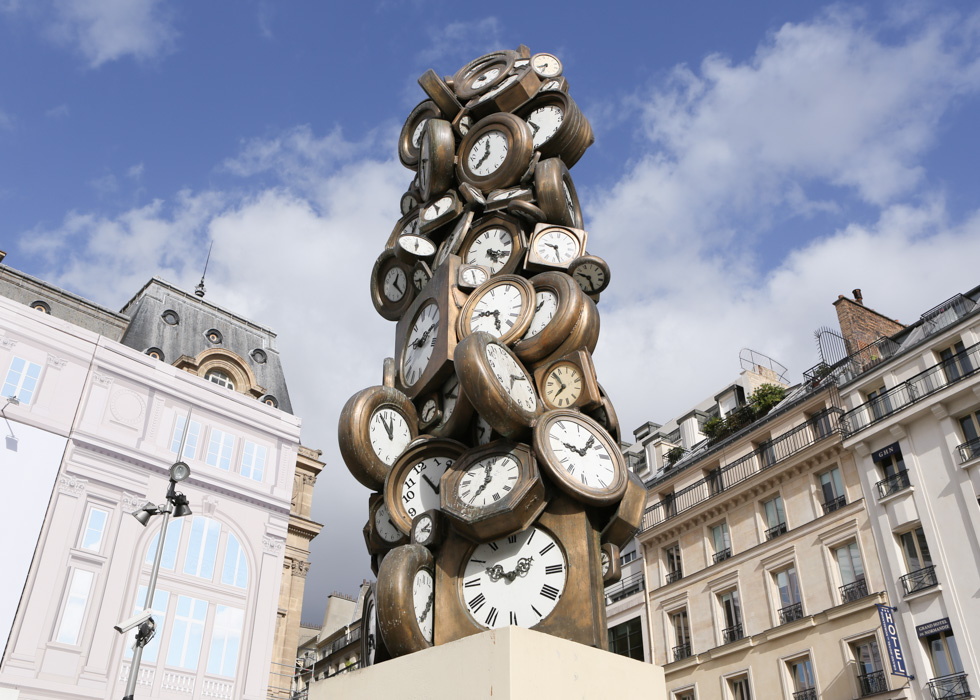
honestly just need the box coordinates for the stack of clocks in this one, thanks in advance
[338,46,644,665]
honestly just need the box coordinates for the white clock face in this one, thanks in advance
[464,227,513,274]
[468,130,509,176]
[535,229,577,264]
[547,419,616,490]
[365,596,378,664]
[401,216,420,237]
[403,302,440,386]
[471,67,500,91]
[462,527,567,629]
[458,454,520,507]
[412,119,428,149]
[413,268,430,291]
[544,364,582,408]
[474,413,493,445]
[461,266,488,287]
[541,80,561,91]
[601,550,610,575]
[477,74,519,103]
[526,105,563,149]
[414,514,433,543]
[401,455,454,519]
[374,502,402,543]
[420,398,439,423]
[573,263,605,293]
[369,407,412,465]
[383,267,407,302]
[439,374,460,427]
[468,283,525,338]
[523,290,558,339]
[458,115,472,135]
[485,344,536,412]
[413,569,435,643]
[423,196,454,221]
[531,53,561,78]
[562,181,576,219]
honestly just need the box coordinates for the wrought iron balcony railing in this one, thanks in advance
[858,670,888,696]
[927,673,971,700]
[900,565,938,596]
[823,495,847,514]
[722,623,743,644]
[713,547,732,564]
[839,578,869,603]
[672,643,692,662]
[666,569,683,585]
[639,410,843,534]
[792,688,816,700]
[957,438,980,463]
[840,341,980,438]
[778,602,804,624]
[876,470,911,499]
[766,522,788,540]
[604,570,645,603]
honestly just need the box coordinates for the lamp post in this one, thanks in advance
[120,414,194,700]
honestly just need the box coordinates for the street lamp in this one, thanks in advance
[119,415,195,700]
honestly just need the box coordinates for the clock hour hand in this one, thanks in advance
[562,440,586,456]
[380,413,394,440]
[474,139,491,168]
[527,120,540,136]
[473,464,494,497]
[392,276,403,293]
[485,248,505,263]
[546,243,561,257]
[418,594,434,623]
[583,435,596,452]
[421,473,440,495]
[535,299,546,312]
[486,564,505,582]
[503,556,534,581]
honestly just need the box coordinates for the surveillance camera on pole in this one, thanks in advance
[114,609,153,634]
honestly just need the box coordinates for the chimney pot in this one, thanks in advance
[853,289,863,305]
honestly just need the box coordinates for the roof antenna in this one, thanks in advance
[195,241,213,298]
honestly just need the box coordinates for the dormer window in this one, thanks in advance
[31,300,51,314]
[206,370,235,391]
[162,310,179,326]
[206,329,223,345]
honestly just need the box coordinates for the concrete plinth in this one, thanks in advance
[309,626,666,700]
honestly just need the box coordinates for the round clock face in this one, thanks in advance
[531,53,562,78]
[461,266,488,287]
[547,417,616,489]
[572,262,605,293]
[461,526,567,630]
[364,593,379,665]
[535,229,578,265]
[369,407,412,465]
[544,363,582,408]
[399,235,436,258]
[423,195,455,221]
[413,513,434,544]
[383,267,408,302]
[413,267,430,292]
[541,80,562,91]
[401,215,420,238]
[526,105,563,149]
[467,281,526,338]
[523,290,558,339]
[562,181,576,220]
[464,226,514,274]
[601,550,610,575]
[401,455,454,520]
[420,397,439,423]
[374,502,403,544]
[488,187,531,202]
[474,414,493,445]
[471,67,500,91]
[467,130,509,176]
[476,74,519,104]
[485,343,536,412]
[402,302,440,387]
[412,120,428,150]
[457,454,520,507]
[440,374,460,426]
[458,115,472,135]
[413,569,435,643]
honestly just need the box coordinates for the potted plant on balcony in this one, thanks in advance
[750,383,786,418]
[665,446,685,467]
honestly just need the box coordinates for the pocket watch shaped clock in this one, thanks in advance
[532,409,628,507]
[535,158,583,229]
[457,263,490,291]
[525,223,587,272]
[419,190,465,236]
[399,100,442,169]
[433,208,474,270]
[506,199,547,226]
[586,382,621,445]
[531,52,563,79]
[485,186,534,212]
[601,542,622,585]
[456,113,534,194]
[533,347,602,411]
[395,232,437,265]
[454,51,518,100]
[401,189,420,216]
[384,437,467,535]
[416,393,441,429]
[418,69,462,119]
[454,332,540,440]
[458,213,526,277]
[419,118,455,202]
[569,254,611,295]
[339,385,419,490]
[457,275,535,345]
[466,67,542,121]
[386,210,422,251]
[453,50,519,94]
[411,509,447,549]
[365,492,409,552]
[412,260,433,294]
[440,440,546,543]
[370,249,415,322]
[377,544,436,656]
[511,271,586,365]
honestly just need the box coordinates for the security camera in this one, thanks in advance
[114,609,153,634]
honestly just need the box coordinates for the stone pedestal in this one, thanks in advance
[309,626,666,700]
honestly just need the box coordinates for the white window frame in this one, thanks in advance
[240,440,267,482]
[206,605,244,677]
[79,505,110,553]
[166,595,208,671]
[53,567,95,645]
[2,356,42,405]
[206,428,235,470]
[221,532,248,589]
[171,414,201,460]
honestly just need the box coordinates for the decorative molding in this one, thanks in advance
[262,536,285,556]
[46,354,68,369]
[92,372,114,386]
[930,403,949,421]
[292,560,311,578]
[121,493,143,510]
[109,389,146,426]
[58,475,87,496]
[201,495,219,516]
[0,337,17,349]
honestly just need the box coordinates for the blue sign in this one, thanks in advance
[877,604,912,678]
[872,442,901,462]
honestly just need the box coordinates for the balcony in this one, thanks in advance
[640,409,843,534]
[792,689,816,700]
[605,571,645,603]
[858,670,889,696]
[900,565,938,596]
[713,547,733,564]
[958,438,980,463]
[822,494,847,514]
[722,623,743,644]
[766,522,788,540]
[672,643,692,662]
[927,673,971,699]
[839,578,869,603]
[325,662,360,679]
[665,569,683,585]
[876,470,911,499]
[778,602,804,624]
[840,341,980,438]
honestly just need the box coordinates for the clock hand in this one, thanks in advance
[527,120,540,136]
[486,564,505,582]
[546,243,561,257]
[503,556,534,581]
[535,299,546,312]
[418,594,434,623]
[562,440,587,456]
[473,464,494,497]
[492,309,501,331]
[380,413,394,440]
[554,381,567,397]
[583,435,595,452]
[421,473,440,495]
[485,248,505,263]
[392,276,403,293]
[474,139,491,168]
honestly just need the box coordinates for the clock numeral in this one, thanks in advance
[485,607,499,627]
[581,474,589,486]
[539,542,555,556]
[526,530,536,545]
[540,584,560,601]
[468,593,486,613]
[509,611,519,626]
[488,542,499,551]
[503,484,512,492]
[598,453,611,461]
[545,564,563,575]
[464,578,481,588]
[470,558,486,564]
[507,534,518,544]
[531,604,543,618]
[492,493,501,502]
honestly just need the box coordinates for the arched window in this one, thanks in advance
[205,370,235,391]
[183,516,221,579]
[221,533,248,589]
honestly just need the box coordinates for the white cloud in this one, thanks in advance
[127,162,144,179]
[45,103,70,118]
[414,17,503,69]
[0,108,12,131]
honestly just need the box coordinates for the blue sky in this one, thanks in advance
[3,0,980,624]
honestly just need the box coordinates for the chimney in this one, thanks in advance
[852,289,863,305]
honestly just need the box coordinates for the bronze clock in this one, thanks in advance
[456,113,534,194]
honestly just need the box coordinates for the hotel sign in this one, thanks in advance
[877,604,912,678]
[872,442,901,462]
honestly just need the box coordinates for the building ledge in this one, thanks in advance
[877,484,915,507]
[902,583,943,604]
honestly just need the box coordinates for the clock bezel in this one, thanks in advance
[457,274,535,346]
[339,385,419,491]
[456,113,534,194]
[511,271,587,365]
[399,100,442,169]
[524,223,588,273]
[383,436,467,535]
[370,249,415,322]
[533,347,602,412]
[377,544,436,656]
[457,212,527,278]
[419,118,456,202]
[534,157,583,229]
[568,253,611,295]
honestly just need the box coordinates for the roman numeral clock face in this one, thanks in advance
[402,302,440,387]
[461,526,567,630]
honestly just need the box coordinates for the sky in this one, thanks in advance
[3,0,980,627]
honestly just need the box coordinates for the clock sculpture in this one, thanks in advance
[340,45,643,663]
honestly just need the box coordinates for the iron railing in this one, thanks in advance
[792,689,816,700]
[778,602,804,624]
[920,294,977,336]
[713,547,732,564]
[803,336,902,390]
[927,673,971,699]
[900,565,938,596]
[325,627,360,656]
[722,623,743,644]
[839,578,869,603]
[840,341,980,438]
[957,438,980,463]
[605,571,645,603]
[823,495,847,514]
[858,670,888,696]
[672,643,692,662]
[666,569,683,585]
[876,470,911,499]
[766,522,788,540]
[640,410,842,533]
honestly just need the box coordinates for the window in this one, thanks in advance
[835,541,867,601]
[718,589,743,643]
[166,595,208,670]
[80,507,109,552]
[670,609,691,660]
[958,410,980,462]
[875,447,909,498]
[898,527,937,595]
[205,370,235,391]
[145,519,183,570]
[183,517,220,579]
[2,356,42,404]
[867,385,891,421]
[240,441,267,481]
[675,691,695,700]
[939,341,974,383]
[608,617,644,661]
[221,533,248,589]
[763,495,786,539]
[788,657,815,696]
[620,549,637,566]
[55,568,94,644]
[811,409,834,438]
[664,544,682,584]
[162,309,179,325]
[852,638,887,696]
[205,329,223,345]
[729,676,751,700]
[819,467,846,513]
[206,429,235,470]
[711,522,732,562]
[206,605,243,677]
[773,566,803,623]
[171,415,201,460]
[124,587,170,663]
[924,629,963,678]
[31,300,50,313]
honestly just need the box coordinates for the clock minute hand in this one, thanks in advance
[474,140,491,168]
[422,473,440,495]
